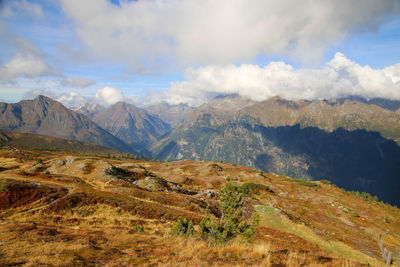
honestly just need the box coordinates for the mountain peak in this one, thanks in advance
[0,97,133,153]
[34,95,56,103]
[92,102,171,150]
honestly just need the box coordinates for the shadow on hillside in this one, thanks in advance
[251,124,400,206]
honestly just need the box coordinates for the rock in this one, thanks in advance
[65,156,76,165]
[105,166,132,179]
[206,189,218,198]
[210,163,223,172]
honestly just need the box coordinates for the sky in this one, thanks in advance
[0,0,399,107]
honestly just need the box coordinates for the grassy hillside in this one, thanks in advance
[0,148,399,266]
[0,130,127,156]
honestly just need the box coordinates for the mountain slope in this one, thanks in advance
[0,96,133,153]
[151,96,400,206]
[241,97,400,144]
[92,102,171,151]
[0,130,120,155]
[0,147,399,266]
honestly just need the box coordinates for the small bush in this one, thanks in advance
[352,212,360,218]
[199,182,259,244]
[171,217,194,237]
[320,179,332,185]
[345,190,379,203]
[133,224,145,233]
[0,179,8,192]
[238,182,273,197]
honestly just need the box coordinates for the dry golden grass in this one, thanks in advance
[0,148,398,266]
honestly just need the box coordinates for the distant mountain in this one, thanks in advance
[183,94,256,126]
[241,97,400,144]
[345,96,400,111]
[145,102,194,127]
[0,96,134,153]
[74,103,105,119]
[0,130,120,155]
[92,102,171,151]
[151,95,400,206]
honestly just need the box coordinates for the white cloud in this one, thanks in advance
[56,91,87,108]
[22,89,89,108]
[94,86,125,105]
[163,53,400,106]
[0,53,56,81]
[60,0,400,70]
[60,76,95,88]
[0,38,57,81]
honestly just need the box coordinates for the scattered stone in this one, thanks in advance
[65,156,76,165]
[210,163,223,172]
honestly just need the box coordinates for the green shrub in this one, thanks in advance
[171,217,194,237]
[238,182,273,197]
[133,224,145,233]
[199,182,259,243]
[346,190,379,203]
[0,179,8,192]
[320,179,332,185]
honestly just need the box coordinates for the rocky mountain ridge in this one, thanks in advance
[0,96,134,154]
[92,101,171,152]
[150,95,400,206]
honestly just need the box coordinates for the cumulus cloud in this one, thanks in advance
[22,87,128,108]
[22,89,87,108]
[56,91,87,108]
[60,76,95,88]
[0,38,57,81]
[94,86,125,105]
[0,54,56,81]
[163,53,400,106]
[60,0,400,70]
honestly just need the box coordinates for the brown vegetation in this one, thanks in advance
[0,148,398,266]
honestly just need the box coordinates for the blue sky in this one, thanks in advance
[0,0,399,107]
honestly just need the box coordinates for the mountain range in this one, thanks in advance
[91,102,170,153]
[0,96,133,153]
[1,94,399,206]
[145,102,194,127]
[150,95,400,206]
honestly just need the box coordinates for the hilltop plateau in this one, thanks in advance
[0,147,399,266]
